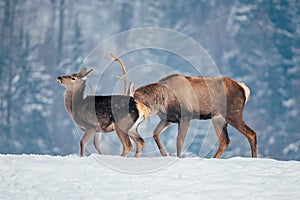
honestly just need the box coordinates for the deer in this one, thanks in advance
[57,67,148,157]
[133,74,257,158]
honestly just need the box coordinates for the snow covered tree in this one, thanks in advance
[224,0,300,159]
[0,0,299,159]
[0,0,53,153]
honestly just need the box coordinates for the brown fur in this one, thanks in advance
[134,74,257,158]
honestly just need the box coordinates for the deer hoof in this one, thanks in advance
[160,150,169,157]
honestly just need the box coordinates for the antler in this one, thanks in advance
[106,53,127,95]
[89,83,95,96]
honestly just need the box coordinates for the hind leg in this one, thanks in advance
[212,116,230,158]
[114,124,133,157]
[129,127,145,157]
[93,132,103,155]
[227,116,257,158]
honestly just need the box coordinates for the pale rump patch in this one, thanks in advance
[135,100,149,122]
[238,82,251,102]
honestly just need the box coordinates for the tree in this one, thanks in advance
[0,0,53,153]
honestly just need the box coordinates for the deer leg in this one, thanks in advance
[129,128,145,158]
[114,124,133,157]
[227,118,257,158]
[177,119,190,158]
[153,119,172,156]
[80,128,96,157]
[212,116,230,158]
[93,132,103,155]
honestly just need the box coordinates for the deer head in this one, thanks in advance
[57,68,93,90]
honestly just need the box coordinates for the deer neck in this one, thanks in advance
[64,82,86,117]
[64,91,73,117]
[73,81,86,103]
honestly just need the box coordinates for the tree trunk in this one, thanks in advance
[57,0,65,66]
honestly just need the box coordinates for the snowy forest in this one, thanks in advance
[0,0,299,161]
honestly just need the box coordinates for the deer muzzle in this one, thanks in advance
[57,76,62,84]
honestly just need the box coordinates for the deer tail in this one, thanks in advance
[238,82,251,102]
[135,100,149,122]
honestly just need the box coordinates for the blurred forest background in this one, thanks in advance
[0,0,299,160]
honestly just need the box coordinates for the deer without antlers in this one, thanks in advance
[57,68,148,157]
[133,74,257,158]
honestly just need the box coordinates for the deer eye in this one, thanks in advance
[71,77,75,80]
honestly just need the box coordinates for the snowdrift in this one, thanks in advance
[0,154,299,199]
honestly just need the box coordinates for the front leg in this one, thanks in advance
[129,128,145,158]
[176,119,190,158]
[80,128,96,157]
[153,119,172,156]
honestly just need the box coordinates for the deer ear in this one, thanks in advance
[81,69,93,80]
[78,68,87,77]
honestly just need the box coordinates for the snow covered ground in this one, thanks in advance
[0,154,299,200]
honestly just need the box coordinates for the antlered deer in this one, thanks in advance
[57,68,148,157]
[134,74,257,158]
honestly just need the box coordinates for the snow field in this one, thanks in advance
[0,154,299,200]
